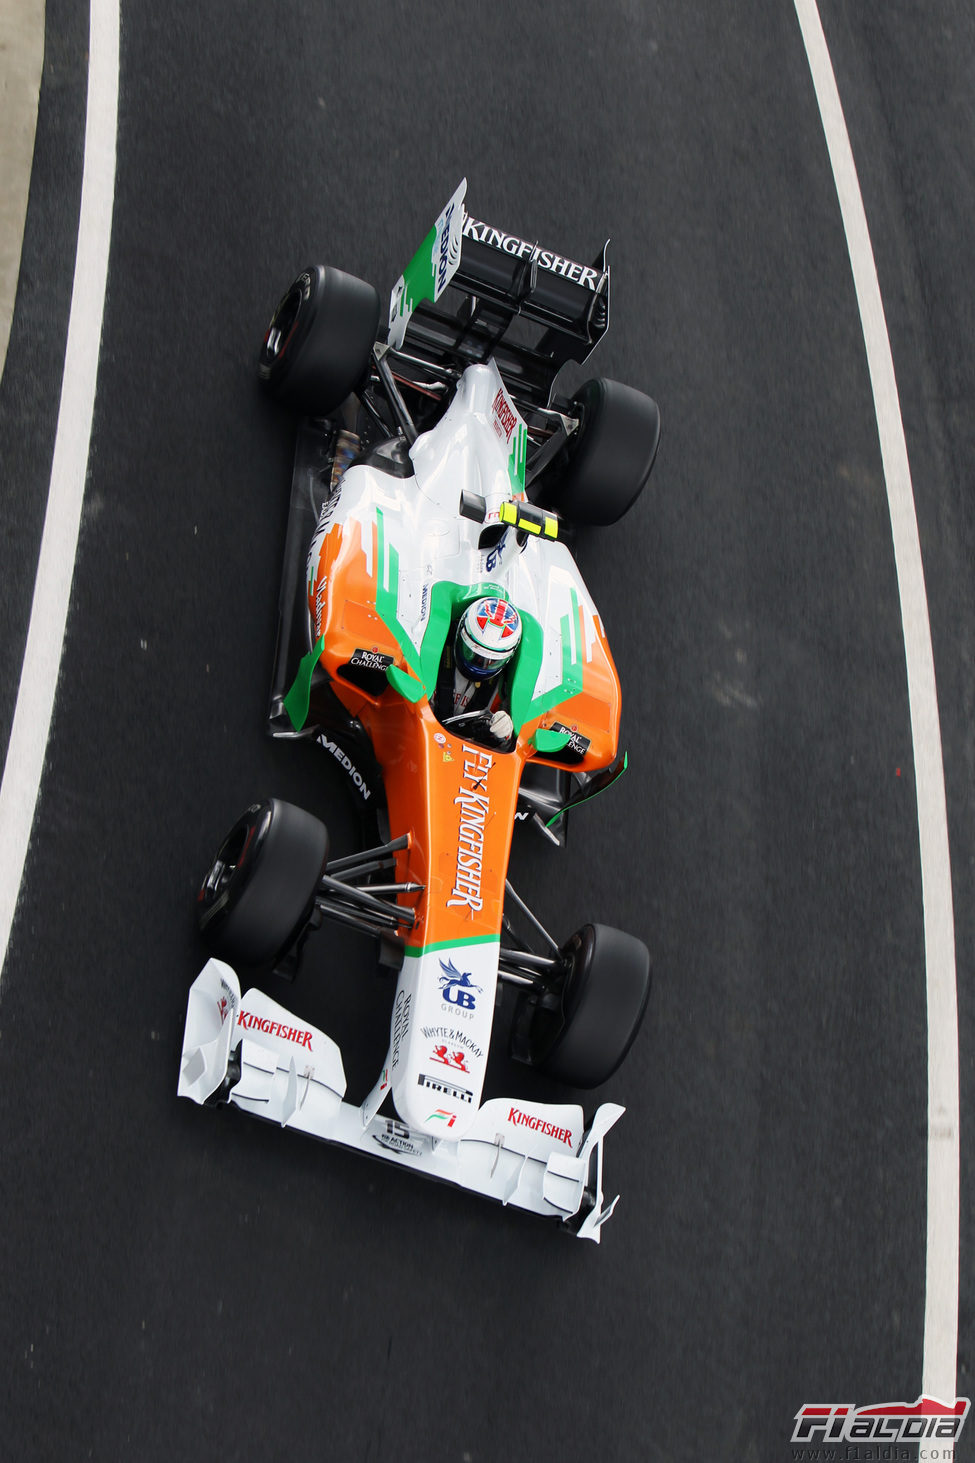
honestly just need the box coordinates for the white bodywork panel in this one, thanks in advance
[388,942,499,1137]
[179,960,624,1241]
[309,361,606,707]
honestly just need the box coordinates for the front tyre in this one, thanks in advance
[197,799,329,967]
[513,923,651,1088]
[258,265,380,415]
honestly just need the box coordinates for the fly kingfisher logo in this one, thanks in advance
[792,1396,970,1453]
[447,743,493,913]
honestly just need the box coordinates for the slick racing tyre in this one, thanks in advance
[258,265,380,415]
[543,377,660,526]
[197,799,329,967]
[515,923,651,1088]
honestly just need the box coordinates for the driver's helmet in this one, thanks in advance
[454,597,522,680]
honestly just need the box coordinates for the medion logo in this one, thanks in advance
[318,736,371,801]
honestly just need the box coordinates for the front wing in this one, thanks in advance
[178,960,624,1242]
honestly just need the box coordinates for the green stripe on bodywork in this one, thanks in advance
[417,580,461,692]
[509,589,584,731]
[546,750,628,826]
[533,728,572,755]
[284,633,326,731]
[372,510,588,731]
[403,935,501,957]
[375,508,510,702]
[386,664,425,702]
[393,223,437,336]
[375,510,424,681]
[508,422,527,496]
[380,571,505,702]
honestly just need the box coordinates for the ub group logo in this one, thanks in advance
[791,1396,969,1460]
[438,958,482,1011]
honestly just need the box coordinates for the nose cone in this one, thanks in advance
[388,941,501,1140]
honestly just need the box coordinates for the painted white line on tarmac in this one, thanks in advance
[793,0,959,1400]
[0,0,120,987]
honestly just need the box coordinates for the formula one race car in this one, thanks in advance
[178,181,660,1241]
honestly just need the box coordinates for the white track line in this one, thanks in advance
[793,0,959,1401]
[0,0,119,985]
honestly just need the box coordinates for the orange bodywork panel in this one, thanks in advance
[303,481,623,945]
[362,699,522,948]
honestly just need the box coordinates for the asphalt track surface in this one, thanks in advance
[1,3,973,1460]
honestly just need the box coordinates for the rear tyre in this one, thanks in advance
[258,265,380,415]
[543,377,660,526]
[197,799,329,967]
[515,923,651,1088]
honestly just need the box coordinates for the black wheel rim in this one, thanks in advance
[198,809,265,918]
[262,284,303,365]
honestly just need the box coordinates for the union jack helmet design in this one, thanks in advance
[455,597,523,679]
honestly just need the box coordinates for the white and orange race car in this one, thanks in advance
[178,182,660,1241]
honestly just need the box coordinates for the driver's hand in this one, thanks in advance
[489,710,513,742]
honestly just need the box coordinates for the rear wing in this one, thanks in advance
[387,180,610,414]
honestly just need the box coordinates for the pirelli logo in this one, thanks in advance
[417,1072,473,1105]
